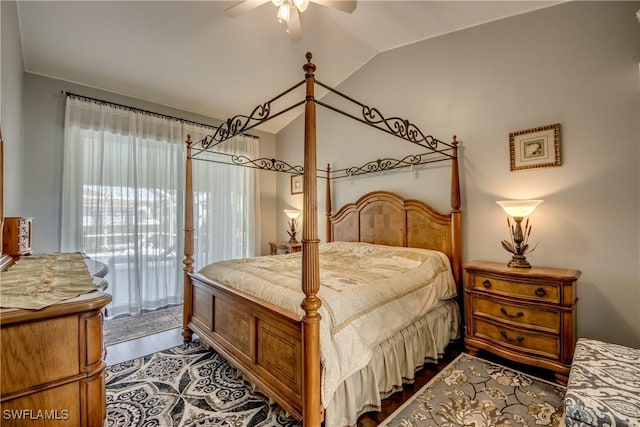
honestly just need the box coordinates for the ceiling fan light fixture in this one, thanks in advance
[277,3,290,22]
[225,0,356,39]
[293,0,309,13]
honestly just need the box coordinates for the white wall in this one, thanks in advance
[1,0,24,215]
[277,1,640,347]
[21,73,278,256]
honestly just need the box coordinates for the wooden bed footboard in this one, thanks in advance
[187,272,312,421]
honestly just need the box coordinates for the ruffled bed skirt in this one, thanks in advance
[324,299,461,427]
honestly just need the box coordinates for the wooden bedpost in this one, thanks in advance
[450,136,463,288]
[325,163,332,243]
[183,135,194,342]
[301,52,322,426]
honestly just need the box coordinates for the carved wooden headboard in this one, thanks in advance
[329,191,460,285]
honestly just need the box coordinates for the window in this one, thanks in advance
[62,97,260,316]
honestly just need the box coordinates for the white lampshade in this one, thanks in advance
[284,209,301,220]
[293,0,309,12]
[496,200,543,218]
[277,3,290,21]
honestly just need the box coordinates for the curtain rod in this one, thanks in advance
[60,91,259,140]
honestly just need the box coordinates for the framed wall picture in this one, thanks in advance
[509,123,561,171]
[291,174,303,195]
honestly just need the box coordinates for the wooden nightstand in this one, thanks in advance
[463,260,580,384]
[269,241,302,255]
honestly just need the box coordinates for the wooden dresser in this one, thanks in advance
[464,260,580,384]
[2,217,32,256]
[0,291,111,426]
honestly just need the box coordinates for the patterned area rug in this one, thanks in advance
[380,353,566,427]
[105,342,301,427]
[104,305,183,346]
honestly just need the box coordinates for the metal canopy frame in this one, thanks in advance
[189,75,457,180]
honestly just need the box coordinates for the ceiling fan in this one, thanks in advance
[225,0,357,41]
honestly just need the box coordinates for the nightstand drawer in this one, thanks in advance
[471,273,559,304]
[472,295,560,333]
[473,318,560,360]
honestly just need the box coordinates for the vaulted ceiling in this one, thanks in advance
[16,1,560,132]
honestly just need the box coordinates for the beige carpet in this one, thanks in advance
[104,305,183,346]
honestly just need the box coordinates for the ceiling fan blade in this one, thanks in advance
[224,0,270,17]
[287,7,302,40]
[311,0,356,13]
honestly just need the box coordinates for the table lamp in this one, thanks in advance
[284,209,301,243]
[496,200,543,268]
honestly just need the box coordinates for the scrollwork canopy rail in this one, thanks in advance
[191,147,457,181]
[189,69,457,180]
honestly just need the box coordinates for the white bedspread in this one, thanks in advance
[197,241,457,407]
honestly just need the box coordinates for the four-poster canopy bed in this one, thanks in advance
[182,52,462,427]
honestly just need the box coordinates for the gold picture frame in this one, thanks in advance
[291,174,303,195]
[510,123,561,171]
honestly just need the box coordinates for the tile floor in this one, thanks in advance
[105,327,185,365]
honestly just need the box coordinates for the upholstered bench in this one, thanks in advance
[564,338,640,427]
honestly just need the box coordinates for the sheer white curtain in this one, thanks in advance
[185,124,261,267]
[61,97,260,317]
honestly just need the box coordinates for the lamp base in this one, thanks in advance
[507,255,532,269]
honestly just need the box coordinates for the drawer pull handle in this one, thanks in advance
[535,287,547,297]
[482,280,492,289]
[500,307,524,319]
[500,331,525,344]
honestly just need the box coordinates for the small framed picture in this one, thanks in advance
[291,174,303,195]
[510,123,561,171]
